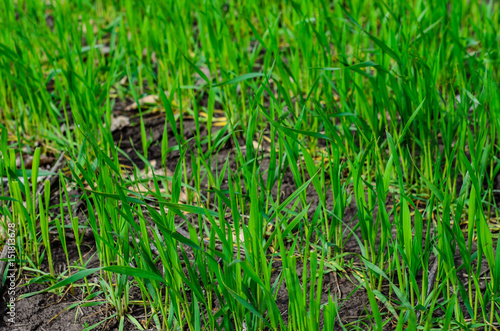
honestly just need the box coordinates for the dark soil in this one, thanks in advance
[0,233,144,331]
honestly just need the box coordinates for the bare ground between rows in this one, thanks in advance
[0,112,495,330]
[0,233,147,331]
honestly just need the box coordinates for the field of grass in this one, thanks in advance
[1,0,499,330]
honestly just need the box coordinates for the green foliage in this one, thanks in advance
[1,0,500,330]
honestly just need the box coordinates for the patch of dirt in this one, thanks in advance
[0,233,142,330]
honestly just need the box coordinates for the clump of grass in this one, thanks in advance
[1,0,500,330]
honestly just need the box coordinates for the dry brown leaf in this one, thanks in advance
[119,75,128,86]
[83,180,97,191]
[127,166,195,203]
[109,115,130,132]
[232,229,245,244]
[124,91,181,111]
[124,95,160,111]
[240,141,260,151]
